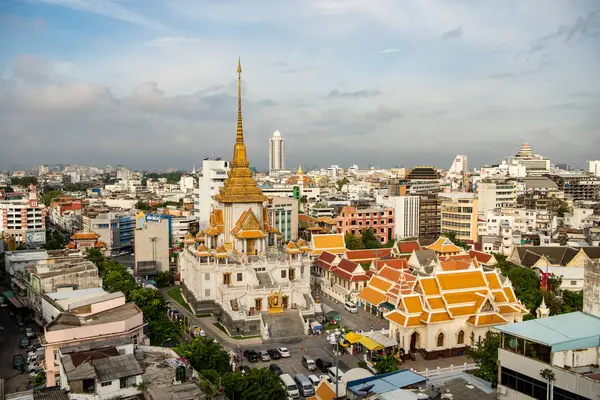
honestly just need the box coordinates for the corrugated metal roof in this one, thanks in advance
[494,311,600,352]
[347,370,426,395]
[94,354,143,382]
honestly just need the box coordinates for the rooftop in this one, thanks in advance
[494,312,600,352]
[46,302,141,331]
[346,369,426,396]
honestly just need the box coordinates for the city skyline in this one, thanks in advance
[1,1,598,170]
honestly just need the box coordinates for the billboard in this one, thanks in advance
[26,230,46,245]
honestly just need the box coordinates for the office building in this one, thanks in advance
[447,155,468,175]
[477,181,517,214]
[266,196,298,242]
[194,158,230,229]
[418,194,442,239]
[336,206,395,244]
[0,184,46,245]
[586,160,600,177]
[440,192,479,242]
[268,129,285,175]
[82,208,136,254]
[134,213,170,276]
[376,195,420,239]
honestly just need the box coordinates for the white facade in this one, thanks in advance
[38,165,49,176]
[327,165,342,178]
[116,168,132,181]
[194,159,230,228]
[586,160,600,177]
[564,207,595,230]
[477,181,517,214]
[268,130,286,175]
[0,186,45,245]
[179,175,195,193]
[448,155,468,175]
[376,195,420,239]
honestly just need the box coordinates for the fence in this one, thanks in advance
[411,362,477,377]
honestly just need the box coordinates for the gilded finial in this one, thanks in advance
[237,57,242,74]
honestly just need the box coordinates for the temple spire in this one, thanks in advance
[236,57,243,143]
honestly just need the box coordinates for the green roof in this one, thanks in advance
[494,312,600,352]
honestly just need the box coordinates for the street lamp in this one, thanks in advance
[160,337,172,347]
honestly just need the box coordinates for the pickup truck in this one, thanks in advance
[13,355,25,372]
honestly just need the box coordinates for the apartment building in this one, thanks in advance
[440,192,479,242]
[134,215,170,276]
[547,173,600,201]
[477,181,517,214]
[83,207,136,254]
[376,195,420,239]
[194,158,230,229]
[266,196,298,242]
[586,160,600,177]
[418,193,442,239]
[495,312,600,400]
[49,196,83,233]
[0,185,46,245]
[336,206,395,244]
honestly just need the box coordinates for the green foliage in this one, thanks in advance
[168,287,193,312]
[336,177,349,191]
[43,230,68,250]
[373,353,399,374]
[155,271,174,287]
[63,182,98,192]
[41,190,62,206]
[382,238,396,248]
[466,332,501,385]
[85,248,106,268]
[442,232,470,250]
[221,368,287,400]
[10,176,38,186]
[177,337,231,376]
[361,228,380,249]
[556,201,570,217]
[135,201,155,211]
[345,233,365,250]
[145,172,183,184]
[562,290,584,313]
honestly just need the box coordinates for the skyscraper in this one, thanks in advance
[268,129,285,175]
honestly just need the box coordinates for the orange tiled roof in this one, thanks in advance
[183,232,196,244]
[403,296,423,314]
[447,305,478,317]
[214,245,228,258]
[284,241,301,254]
[485,271,502,290]
[406,315,425,326]
[345,248,392,262]
[358,287,387,305]
[436,270,487,291]
[469,249,494,264]
[296,239,311,251]
[94,240,107,248]
[310,234,346,256]
[397,241,420,254]
[467,313,507,326]
[498,304,520,314]
[376,259,408,270]
[443,290,486,305]
[377,266,402,282]
[419,277,441,295]
[426,237,462,254]
[195,243,210,256]
[72,232,99,240]
[429,311,452,323]
[235,230,267,239]
[369,276,394,292]
[503,287,517,302]
[439,260,472,271]
[492,290,509,303]
[385,310,407,326]
[427,297,446,309]
[65,241,76,249]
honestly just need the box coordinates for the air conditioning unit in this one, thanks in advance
[497,385,508,395]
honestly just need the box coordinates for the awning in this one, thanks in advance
[363,331,398,348]
[8,296,25,309]
[359,336,384,351]
[381,302,395,311]
[345,332,363,344]
[2,290,15,299]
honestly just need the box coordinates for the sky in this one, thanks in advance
[0,0,599,172]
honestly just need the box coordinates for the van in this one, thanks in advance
[344,301,358,313]
[279,374,299,399]
[328,366,344,383]
[307,374,320,387]
[301,355,316,371]
[294,373,315,397]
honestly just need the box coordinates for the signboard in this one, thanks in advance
[26,230,46,245]
[146,214,163,222]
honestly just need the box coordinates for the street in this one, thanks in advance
[316,293,389,332]
[0,309,33,393]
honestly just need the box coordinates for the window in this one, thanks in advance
[237,273,243,282]
[222,273,231,285]
[101,381,112,387]
[501,367,548,399]
[437,333,444,347]
[281,270,287,279]
[571,280,577,286]
[120,378,127,389]
[204,273,210,281]
[457,330,464,344]
[205,289,210,297]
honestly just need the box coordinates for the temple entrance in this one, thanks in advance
[268,291,283,313]
[247,239,255,255]
[282,295,289,309]
[410,332,420,352]
[255,298,262,311]
[289,268,295,281]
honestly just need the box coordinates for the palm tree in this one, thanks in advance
[540,368,555,400]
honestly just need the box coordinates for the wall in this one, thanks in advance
[95,376,141,399]
[134,218,170,275]
[583,260,600,317]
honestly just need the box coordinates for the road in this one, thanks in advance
[316,293,389,332]
[0,309,33,393]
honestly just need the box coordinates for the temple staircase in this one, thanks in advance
[262,310,306,340]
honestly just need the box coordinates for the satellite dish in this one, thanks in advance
[358,384,375,394]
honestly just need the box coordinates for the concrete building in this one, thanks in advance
[134,214,170,276]
[477,181,517,214]
[83,209,136,254]
[0,184,45,245]
[336,206,395,244]
[38,165,49,176]
[547,173,600,201]
[193,158,231,229]
[41,287,114,324]
[418,193,442,239]
[268,129,285,175]
[116,167,132,181]
[266,196,298,242]
[48,196,83,233]
[440,192,479,242]
[585,160,600,177]
[58,338,143,399]
[43,301,145,387]
[495,312,600,400]
[179,174,195,193]
[376,195,420,239]
[307,202,335,218]
[583,260,600,317]
[448,155,468,176]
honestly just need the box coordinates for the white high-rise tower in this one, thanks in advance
[269,129,285,175]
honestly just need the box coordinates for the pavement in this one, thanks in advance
[0,309,36,393]
[315,291,389,332]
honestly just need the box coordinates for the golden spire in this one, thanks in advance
[297,165,304,175]
[215,59,266,204]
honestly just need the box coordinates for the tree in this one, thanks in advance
[373,353,399,374]
[222,368,287,400]
[466,332,501,385]
[361,228,380,249]
[561,290,583,313]
[336,177,349,192]
[556,201,570,217]
[128,287,168,320]
[41,190,62,206]
[85,248,106,269]
[10,176,38,186]
[382,238,396,248]
[155,271,174,287]
[345,233,365,250]
[177,337,231,377]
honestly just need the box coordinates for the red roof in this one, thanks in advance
[336,259,361,274]
[397,241,420,254]
[469,250,493,264]
[318,251,337,264]
[373,258,408,271]
[345,248,392,262]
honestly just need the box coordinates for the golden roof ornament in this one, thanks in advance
[215,58,267,204]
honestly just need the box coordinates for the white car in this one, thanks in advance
[344,301,358,313]
[25,327,35,338]
[277,347,291,358]
[320,375,333,385]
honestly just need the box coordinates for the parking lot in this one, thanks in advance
[0,308,38,393]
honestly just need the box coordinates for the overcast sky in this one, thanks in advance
[0,0,598,172]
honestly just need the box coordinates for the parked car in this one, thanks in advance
[279,374,299,399]
[20,334,30,348]
[259,350,270,361]
[238,365,251,375]
[269,363,283,376]
[13,355,25,372]
[327,367,344,383]
[243,349,259,362]
[301,355,316,371]
[320,375,333,384]
[277,347,291,358]
[344,301,358,313]
[267,348,281,360]
[25,327,35,338]
[315,358,333,372]
[307,374,320,387]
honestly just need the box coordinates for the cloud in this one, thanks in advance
[379,48,399,54]
[527,9,600,54]
[279,66,318,74]
[441,26,463,40]
[142,37,201,48]
[485,72,514,80]
[36,0,168,31]
[12,55,52,82]
[324,89,381,99]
